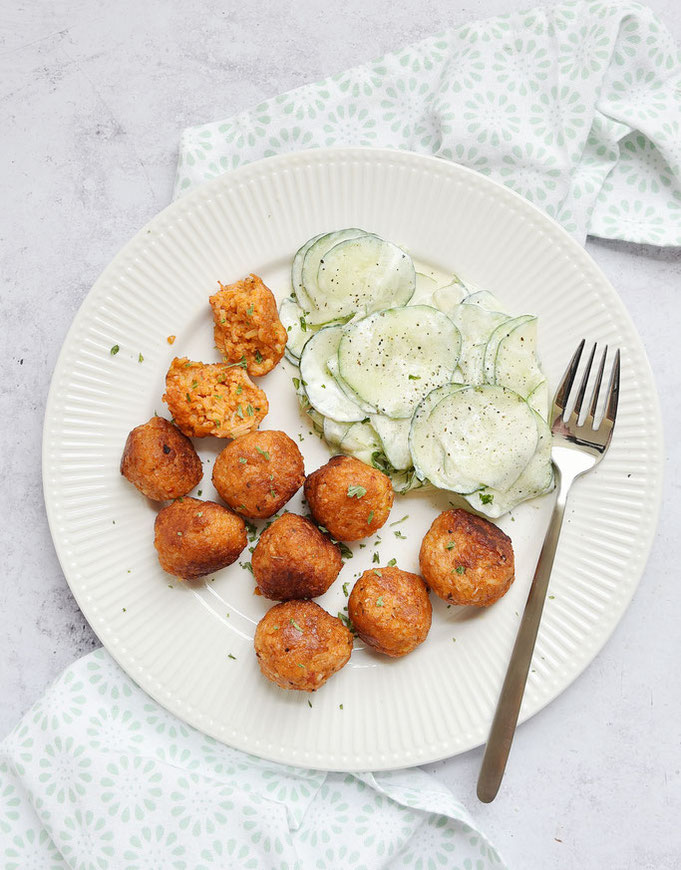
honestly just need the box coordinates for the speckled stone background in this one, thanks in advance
[2,1,680,867]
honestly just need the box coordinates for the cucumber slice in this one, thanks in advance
[483,315,536,385]
[299,326,366,423]
[493,317,544,399]
[323,416,350,448]
[308,235,416,326]
[300,228,367,317]
[292,233,325,307]
[409,383,467,483]
[326,354,376,415]
[465,289,510,314]
[410,384,539,494]
[408,272,438,306]
[370,414,413,471]
[465,412,554,518]
[339,420,382,466]
[431,280,468,314]
[527,379,549,419]
[337,306,461,419]
[279,297,310,362]
[451,304,508,385]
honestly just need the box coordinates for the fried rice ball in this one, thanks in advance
[210,274,287,377]
[163,357,268,439]
[120,416,202,501]
[154,497,247,580]
[348,566,432,658]
[254,600,353,691]
[419,508,515,606]
[252,514,342,600]
[212,430,305,519]
[304,456,394,541]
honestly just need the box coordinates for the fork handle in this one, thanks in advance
[477,467,567,803]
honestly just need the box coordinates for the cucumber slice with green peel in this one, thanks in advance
[300,228,367,316]
[337,305,461,419]
[326,354,376,415]
[409,272,438,306]
[299,326,366,423]
[493,318,544,399]
[465,411,554,518]
[464,289,510,314]
[308,234,416,326]
[370,414,413,471]
[410,384,539,494]
[431,281,468,314]
[292,233,325,307]
[527,379,549,419]
[339,420,382,466]
[409,383,467,482]
[451,304,509,385]
[279,297,309,361]
[483,315,536,385]
[323,416,351,448]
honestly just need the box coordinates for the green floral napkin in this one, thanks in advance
[0,649,505,869]
[175,0,681,245]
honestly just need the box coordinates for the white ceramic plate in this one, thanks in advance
[43,148,663,771]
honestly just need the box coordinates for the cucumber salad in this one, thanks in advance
[280,229,554,518]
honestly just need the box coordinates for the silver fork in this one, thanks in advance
[477,340,620,803]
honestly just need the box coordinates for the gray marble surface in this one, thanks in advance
[2,1,680,867]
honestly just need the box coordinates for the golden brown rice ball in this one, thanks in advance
[120,416,202,501]
[163,357,268,439]
[419,508,514,606]
[348,566,432,657]
[210,274,287,377]
[212,430,304,519]
[254,600,353,691]
[154,497,247,580]
[252,514,342,600]
[303,455,394,542]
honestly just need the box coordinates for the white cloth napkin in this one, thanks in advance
[175,0,681,246]
[0,649,505,869]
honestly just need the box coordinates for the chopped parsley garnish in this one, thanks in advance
[246,404,254,416]
[227,355,248,369]
[138,352,144,363]
[110,344,119,355]
[445,542,456,550]
[236,405,244,418]
[196,511,203,517]
[240,562,253,574]
[236,384,243,394]
[372,552,380,564]
[389,515,408,526]
[342,582,349,597]
[394,531,406,539]
[479,493,494,505]
[376,596,384,607]
[197,490,202,496]
[239,457,247,464]
[255,350,263,364]
[337,612,356,633]
[339,704,343,710]
[246,304,254,318]
[373,569,382,577]
[299,315,307,332]
[292,377,301,390]
[290,619,304,633]
[347,484,367,499]
[307,699,312,707]
[338,542,353,560]
[297,663,305,669]
[408,374,421,380]
[455,565,466,574]
[367,510,374,525]
[387,558,397,567]
[256,447,270,460]
[185,392,192,403]
[228,653,236,660]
